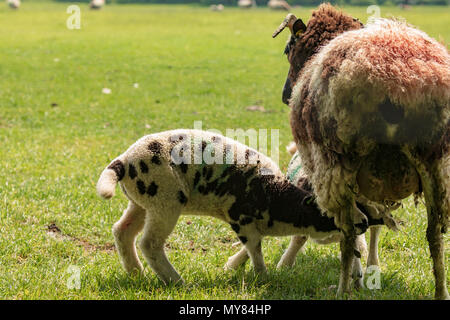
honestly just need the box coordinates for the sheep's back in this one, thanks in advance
[290,18,450,157]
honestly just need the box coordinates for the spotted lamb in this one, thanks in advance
[96,129,390,284]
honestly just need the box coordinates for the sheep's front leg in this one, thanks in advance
[277,235,308,269]
[404,149,449,300]
[338,231,356,297]
[112,201,146,274]
[337,200,367,297]
[139,209,182,285]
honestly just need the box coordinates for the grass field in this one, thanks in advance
[0,1,448,299]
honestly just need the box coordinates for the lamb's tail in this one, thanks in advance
[97,158,126,199]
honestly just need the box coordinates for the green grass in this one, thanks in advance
[0,2,448,299]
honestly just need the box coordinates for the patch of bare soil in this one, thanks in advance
[46,223,115,252]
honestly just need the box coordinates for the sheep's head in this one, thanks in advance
[273,4,363,105]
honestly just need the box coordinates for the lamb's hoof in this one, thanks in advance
[353,277,364,290]
[125,264,144,276]
[253,266,268,275]
[224,258,245,271]
[276,259,295,269]
[224,262,238,271]
[168,278,184,287]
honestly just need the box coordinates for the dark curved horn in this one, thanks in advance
[272,13,297,38]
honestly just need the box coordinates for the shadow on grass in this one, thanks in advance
[94,250,418,299]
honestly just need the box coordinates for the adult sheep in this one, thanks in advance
[89,0,105,10]
[7,0,20,9]
[273,4,449,299]
[268,0,291,11]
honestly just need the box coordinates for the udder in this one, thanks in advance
[356,147,420,202]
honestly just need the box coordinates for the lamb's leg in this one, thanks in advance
[229,222,266,273]
[352,234,367,289]
[277,235,308,269]
[244,237,266,274]
[112,201,146,274]
[367,226,382,268]
[139,209,182,285]
[224,247,249,270]
[403,148,449,300]
[352,256,364,289]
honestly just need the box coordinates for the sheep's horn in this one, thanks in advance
[272,13,297,38]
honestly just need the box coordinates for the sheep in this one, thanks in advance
[7,0,20,9]
[238,0,257,9]
[273,4,450,299]
[96,129,391,285]
[267,0,291,11]
[89,0,105,10]
[210,4,224,12]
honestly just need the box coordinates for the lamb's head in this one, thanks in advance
[273,4,363,105]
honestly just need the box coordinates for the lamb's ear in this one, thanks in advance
[293,19,306,36]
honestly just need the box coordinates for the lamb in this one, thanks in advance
[273,4,450,298]
[7,0,20,9]
[96,129,390,284]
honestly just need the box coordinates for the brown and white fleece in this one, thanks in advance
[96,129,388,284]
[284,4,449,298]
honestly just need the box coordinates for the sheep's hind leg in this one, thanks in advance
[277,235,308,269]
[139,208,182,285]
[112,200,146,274]
[404,150,449,300]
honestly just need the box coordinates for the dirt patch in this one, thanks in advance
[46,223,115,253]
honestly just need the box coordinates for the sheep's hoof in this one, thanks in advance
[436,291,450,300]
[336,284,352,299]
